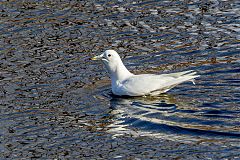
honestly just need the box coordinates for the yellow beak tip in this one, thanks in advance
[91,54,103,60]
[91,57,97,60]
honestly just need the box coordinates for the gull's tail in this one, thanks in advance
[170,70,200,86]
[150,70,200,95]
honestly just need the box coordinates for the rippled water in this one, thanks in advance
[1,0,240,159]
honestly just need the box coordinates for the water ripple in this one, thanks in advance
[1,0,240,159]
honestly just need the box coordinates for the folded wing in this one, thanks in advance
[117,70,199,96]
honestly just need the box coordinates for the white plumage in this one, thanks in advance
[92,50,199,96]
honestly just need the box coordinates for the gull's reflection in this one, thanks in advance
[105,93,240,142]
[106,94,196,141]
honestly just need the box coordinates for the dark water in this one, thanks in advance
[1,0,240,159]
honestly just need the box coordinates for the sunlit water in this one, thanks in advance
[0,0,240,159]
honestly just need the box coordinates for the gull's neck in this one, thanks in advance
[107,60,133,83]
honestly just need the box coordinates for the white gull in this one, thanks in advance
[92,50,199,96]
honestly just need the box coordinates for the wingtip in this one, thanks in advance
[191,79,196,85]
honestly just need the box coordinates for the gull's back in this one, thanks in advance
[112,70,199,96]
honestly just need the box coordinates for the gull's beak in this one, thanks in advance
[91,54,104,60]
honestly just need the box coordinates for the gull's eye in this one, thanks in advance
[108,54,111,57]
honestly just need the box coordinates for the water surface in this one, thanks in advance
[0,0,240,159]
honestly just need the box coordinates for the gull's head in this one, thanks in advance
[91,50,122,72]
[92,50,132,80]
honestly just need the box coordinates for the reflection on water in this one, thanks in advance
[107,94,240,141]
[1,0,240,159]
